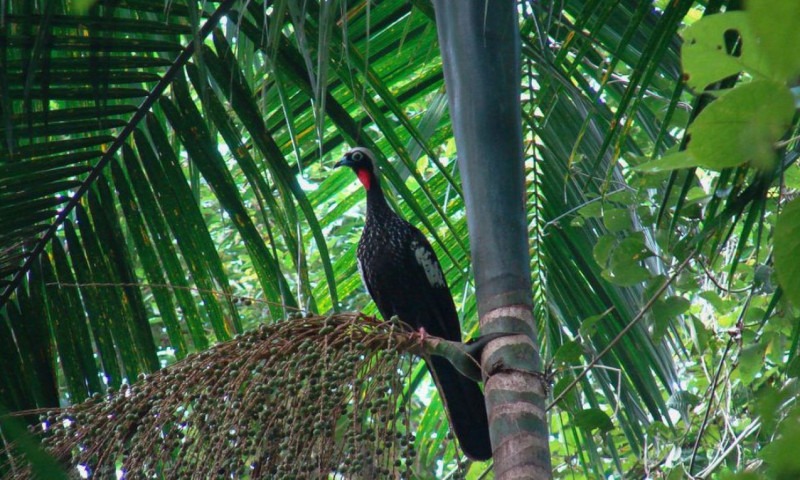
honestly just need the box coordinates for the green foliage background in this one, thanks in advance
[1,0,800,478]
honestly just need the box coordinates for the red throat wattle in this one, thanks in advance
[357,169,372,190]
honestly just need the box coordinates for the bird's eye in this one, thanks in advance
[352,151,363,162]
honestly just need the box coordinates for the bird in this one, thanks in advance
[335,146,492,461]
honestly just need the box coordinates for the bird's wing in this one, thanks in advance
[405,228,462,340]
[360,225,461,341]
[356,256,375,302]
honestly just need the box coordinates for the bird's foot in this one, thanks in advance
[415,327,429,346]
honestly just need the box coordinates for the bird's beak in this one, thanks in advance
[334,156,352,169]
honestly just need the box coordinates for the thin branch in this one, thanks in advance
[698,257,751,295]
[547,251,696,411]
[543,187,630,231]
[688,337,734,475]
[696,419,761,478]
[774,134,800,149]
[689,293,748,474]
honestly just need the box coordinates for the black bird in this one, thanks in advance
[335,147,492,461]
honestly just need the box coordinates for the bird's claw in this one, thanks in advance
[415,327,429,346]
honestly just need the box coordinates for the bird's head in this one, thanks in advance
[335,147,377,190]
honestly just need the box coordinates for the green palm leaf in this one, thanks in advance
[5,1,788,477]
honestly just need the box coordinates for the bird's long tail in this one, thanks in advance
[429,356,492,460]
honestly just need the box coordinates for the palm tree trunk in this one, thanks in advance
[432,1,551,477]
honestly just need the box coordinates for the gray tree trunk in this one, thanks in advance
[432,1,552,477]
